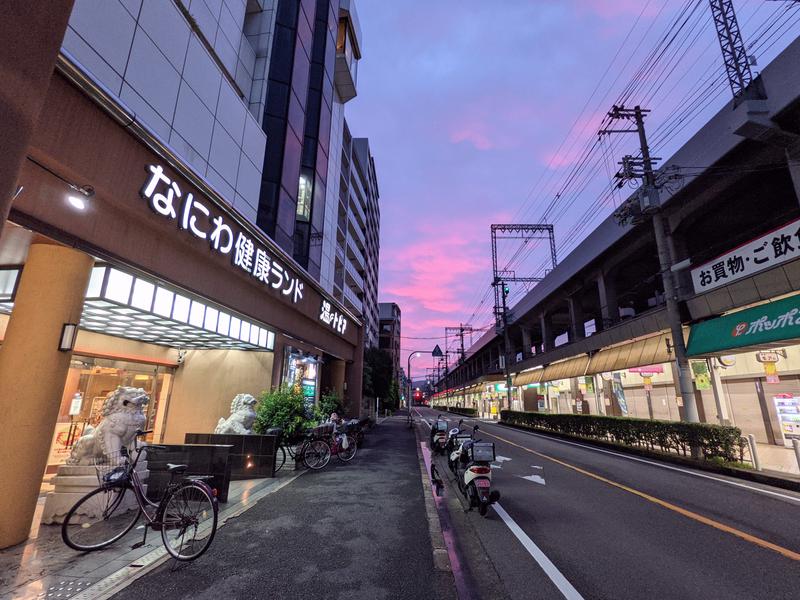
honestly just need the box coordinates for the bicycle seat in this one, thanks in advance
[266,427,283,436]
[167,463,188,473]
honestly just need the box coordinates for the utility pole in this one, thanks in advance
[708,0,757,102]
[602,105,700,423]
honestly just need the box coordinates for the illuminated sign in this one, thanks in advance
[141,164,304,304]
[319,300,347,334]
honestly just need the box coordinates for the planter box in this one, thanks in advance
[146,443,232,502]
[185,433,278,480]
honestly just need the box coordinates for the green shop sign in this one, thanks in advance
[687,294,800,356]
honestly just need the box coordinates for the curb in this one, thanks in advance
[497,420,800,493]
[412,419,453,573]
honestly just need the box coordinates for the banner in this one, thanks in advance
[690,361,712,391]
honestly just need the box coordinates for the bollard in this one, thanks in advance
[793,439,800,474]
[747,434,761,471]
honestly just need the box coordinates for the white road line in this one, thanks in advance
[494,503,585,600]
[499,425,800,504]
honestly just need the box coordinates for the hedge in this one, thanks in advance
[432,405,477,417]
[501,410,744,463]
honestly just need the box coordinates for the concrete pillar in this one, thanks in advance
[0,241,93,548]
[0,1,75,239]
[328,359,346,404]
[270,336,287,391]
[708,358,731,425]
[540,312,555,352]
[596,271,618,331]
[344,325,365,418]
[567,296,585,342]
[521,327,533,359]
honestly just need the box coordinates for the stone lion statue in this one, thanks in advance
[67,387,149,465]
[214,393,257,435]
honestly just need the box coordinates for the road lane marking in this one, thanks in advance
[519,475,547,486]
[494,503,585,600]
[419,409,582,597]
[484,430,800,562]
[498,424,800,505]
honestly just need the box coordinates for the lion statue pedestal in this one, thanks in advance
[42,387,150,525]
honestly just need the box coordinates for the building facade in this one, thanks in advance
[0,0,370,548]
[379,302,401,382]
[327,123,380,346]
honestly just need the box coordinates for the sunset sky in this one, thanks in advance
[347,0,800,375]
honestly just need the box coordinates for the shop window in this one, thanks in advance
[45,357,176,476]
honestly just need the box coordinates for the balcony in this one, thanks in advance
[345,257,364,292]
[335,14,360,103]
[349,190,367,229]
[347,236,366,272]
[343,284,363,314]
[348,217,366,251]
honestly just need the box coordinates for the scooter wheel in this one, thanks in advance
[479,501,488,517]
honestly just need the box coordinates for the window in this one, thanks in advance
[297,173,312,221]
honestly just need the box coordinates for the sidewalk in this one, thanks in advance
[113,417,457,600]
[0,474,299,599]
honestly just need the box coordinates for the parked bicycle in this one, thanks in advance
[272,423,356,472]
[329,423,357,462]
[61,429,219,561]
[272,427,332,472]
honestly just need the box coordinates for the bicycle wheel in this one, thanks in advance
[303,439,331,470]
[274,445,286,473]
[160,481,218,561]
[62,486,142,551]
[337,435,357,462]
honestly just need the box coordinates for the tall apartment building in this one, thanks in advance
[325,121,380,347]
[379,302,401,382]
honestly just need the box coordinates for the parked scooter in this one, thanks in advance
[430,415,449,455]
[451,425,500,516]
[446,420,472,472]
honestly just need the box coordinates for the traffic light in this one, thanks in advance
[503,284,510,297]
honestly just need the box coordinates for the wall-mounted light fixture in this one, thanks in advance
[59,323,79,352]
[67,195,86,210]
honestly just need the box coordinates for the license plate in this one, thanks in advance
[475,479,491,488]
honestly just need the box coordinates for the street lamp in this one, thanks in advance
[407,351,421,410]
[407,345,444,412]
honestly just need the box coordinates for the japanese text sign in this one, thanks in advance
[691,217,800,294]
[319,300,347,335]
[141,164,304,304]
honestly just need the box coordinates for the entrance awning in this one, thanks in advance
[0,265,276,351]
[542,355,590,381]
[588,332,672,374]
[514,368,543,386]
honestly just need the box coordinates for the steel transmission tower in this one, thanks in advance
[709,0,752,99]
[490,224,557,410]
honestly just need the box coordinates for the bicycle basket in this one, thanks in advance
[93,451,130,486]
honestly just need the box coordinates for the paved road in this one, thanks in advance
[416,407,800,600]
[114,417,455,600]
